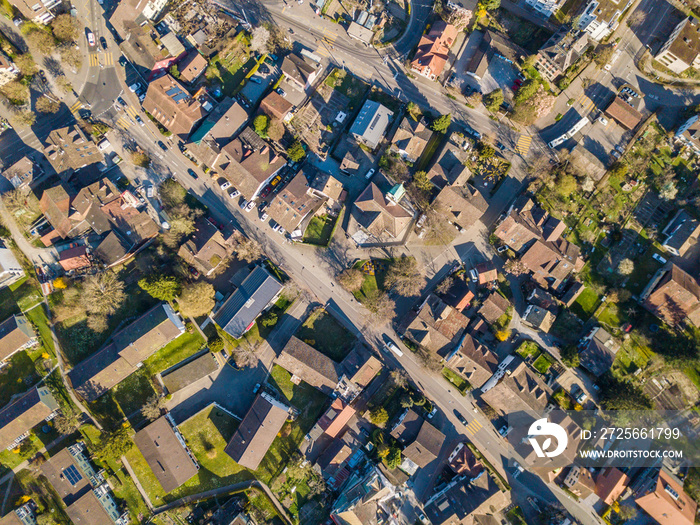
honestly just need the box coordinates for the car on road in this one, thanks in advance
[100,37,107,50]
[244,200,255,212]
[464,125,481,140]
[116,96,127,108]
[187,168,198,179]
[146,185,154,198]
[652,253,667,264]
[227,188,240,199]
[365,168,375,180]
[496,142,506,151]
[129,82,141,92]
[220,180,231,190]
[497,245,508,253]
[135,115,144,126]
[249,76,262,84]
[512,461,524,479]
[455,412,469,426]
[157,141,167,151]
[87,31,96,47]
[253,383,261,394]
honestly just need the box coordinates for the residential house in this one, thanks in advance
[109,0,167,37]
[0,315,37,364]
[674,114,700,156]
[641,264,700,327]
[259,91,293,121]
[656,17,700,74]
[330,467,396,524]
[403,419,444,469]
[390,409,424,445]
[58,245,91,272]
[224,392,289,470]
[268,169,325,238]
[281,53,320,90]
[68,303,186,401]
[337,345,382,392]
[661,210,700,256]
[424,471,510,525]
[578,327,619,377]
[41,442,128,525]
[161,353,219,394]
[527,287,558,311]
[9,0,59,24]
[215,138,285,201]
[481,360,552,417]
[445,334,498,389]
[43,125,104,180]
[390,117,433,163]
[308,398,356,441]
[604,96,643,130]
[466,30,527,80]
[276,337,340,395]
[347,22,374,44]
[478,292,510,324]
[562,281,585,307]
[310,171,346,210]
[525,0,566,18]
[186,97,249,167]
[213,265,283,339]
[178,50,208,83]
[349,100,394,150]
[410,21,458,81]
[0,248,23,291]
[563,465,596,499]
[178,219,233,276]
[520,239,583,290]
[402,294,468,357]
[536,30,589,81]
[316,427,366,489]
[2,156,37,189]
[134,416,199,493]
[160,32,185,60]
[434,184,488,231]
[595,467,629,505]
[0,52,19,87]
[522,305,556,333]
[0,386,58,450]
[0,502,36,525]
[576,0,634,41]
[447,442,483,478]
[635,469,697,525]
[427,138,471,188]
[142,74,205,140]
[352,182,413,239]
[495,197,566,251]
[113,19,169,72]
[475,261,497,285]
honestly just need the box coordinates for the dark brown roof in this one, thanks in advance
[267,170,324,234]
[177,219,231,275]
[404,294,468,356]
[354,182,412,238]
[161,352,219,393]
[478,292,510,324]
[216,138,285,200]
[339,346,382,389]
[58,245,91,271]
[435,184,488,230]
[178,50,208,82]
[65,491,115,525]
[604,97,643,130]
[643,264,700,327]
[481,361,551,417]
[403,420,445,468]
[94,231,131,267]
[0,315,35,362]
[260,92,293,120]
[40,447,90,503]
[40,185,74,239]
[0,386,58,450]
[658,17,700,67]
[448,443,483,477]
[275,336,340,395]
[225,393,289,470]
[281,53,318,88]
[447,334,498,389]
[142,74,205,139]
[390,409,423,445]
[133,416,199,493]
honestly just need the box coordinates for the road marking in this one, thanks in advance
[104,52,113,66]
[315,46,329,57]
[515,134,532,156]
[125,106,140,120]
[69,100,83,115]
[583,98,596,114]
[322,29,336,45]
[116,118,131,130]
[466,419,482,435]
[89,53,99,67]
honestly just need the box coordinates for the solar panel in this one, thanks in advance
[173,93,189,103]
[63,465,83,486]
[165,87,180,97]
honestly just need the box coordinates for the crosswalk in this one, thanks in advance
[115,105,141,130]
[69,100,83,117]
[88,52,113,67]
[465,418,482,435]
[515,134,532,156]
[315,29,336,57]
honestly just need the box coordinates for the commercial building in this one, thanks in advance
[655,17,700,74]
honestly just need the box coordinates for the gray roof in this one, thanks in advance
[349,100,393,149]
[275,337,339,395]
[161,352,219,393]
[213,266,283,339]
[662,210,700,254]
[403,419,445,468]
[161,32,185,57]
[579,328,619,377]
[133,416,199,493]
[0,386,58,450]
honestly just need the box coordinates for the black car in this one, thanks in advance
[100,37,107,50]
[455,411,469,426]
[118,55,127,66]
[116,96,127,108]
[187,168,198,179]
[157,141,168,152]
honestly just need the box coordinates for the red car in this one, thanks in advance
[260,185,273,198]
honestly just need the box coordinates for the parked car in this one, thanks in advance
[269,175,282,187]
[220,180,231,190]
[187,168,198,179]
[128,82,141,92]
[464,126,481,140]
[512,461,524,479]
[188,266,200,278]
[260,186,273,198]
[253,383,261,394]
[87,31,96,47]
[469,268,478,281]
[598,116,609,126]
[157,141,168,151]
[227,188,240,199]
[244,200,255,212]
[365,168,375,180]
[249,76,262,84]
[118,55,127,66]
[652,253,667,264]
[383,341,403,357]
[260,211,269,221]
[276,88,286,97]
[271,221,281,232]
[498,425,512,437]
[427,406,437,419]
[497,245,508,253]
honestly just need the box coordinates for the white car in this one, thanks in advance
[244,200,255,212]
[498,425,512,437]
[365,168,375,180]
[220,181,231,190]
[278,227,286,236]
[240,199,249,210]
[512,461,524,479]
[598,116,609,126]
[271,222,281,232]
[261,212,269,221]
[469,268,478,282]
[87,32,96,47]
[652,253,667,264]
[427,406,437,419]
[384,341,403,357]
[227,188,240,199]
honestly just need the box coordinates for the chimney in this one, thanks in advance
[261,146,268,154]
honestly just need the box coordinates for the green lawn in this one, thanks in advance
[111,370,156,419]
[143,326,206,375]
[571,288,600,320]
[515,340,541,360]
[598,303,624,328]
[351,259,391,303]
[325,68,369,110]
[0,422,59,470]
[24,305,55,355]
[415,132,443,172]
[294,309,355,362]
[532,354,553,375]
[88,392,125,431]
[302,214,338,246]
[441,367,470,394]
[552,389,574,410]
[624,250,666,295]
[257,294,296,340]
[0,351,39,406]
[0,276,41,320]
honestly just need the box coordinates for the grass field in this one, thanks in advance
[441,367,470,394]
[515,340,540,360]
[295,309,355,362]
[112,370,157,419]
[532,353,553,375]
[0,351,39,407]
[570,288,600,320]
[302,214,338,246]
[143,326,205,375]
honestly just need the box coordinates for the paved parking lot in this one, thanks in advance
[240,62,280,105]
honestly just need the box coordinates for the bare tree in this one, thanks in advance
[87,314,108,333]
[53,412,81,435]
[81,272,125,316]
[504,258,528,276]
[250,26,270,54]
[617,258,634,276]
[141,395,165,421]
[36,97,60,114]
[390,369,409,389]
[232,338,258,368]
[234,237,263,262]
[385,256,424,297]
[337,268,364,292]
[364,291,395,321]
[435,276,454,295]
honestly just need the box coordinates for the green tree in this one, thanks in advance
[1,81,29,105]
[138,274,181,301]
[431,113,451,133]
[561,345,580,368]
[13,54,37,76]
[253,114,269,137]
[514,79,540,104]
[478,143,495,159]
[483,89,504,112]
[385,447,402,469]
[479,0,501,10]
[555,173,577,197]
[169,64,180,79]
[594,44,615,67]
[286,140,306,162]
[209,336,224,353]
[159,178,187,208]
[413,170,433,192]
[370,407,389,426]
[178,281,215,318]
[95,427,133,462]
